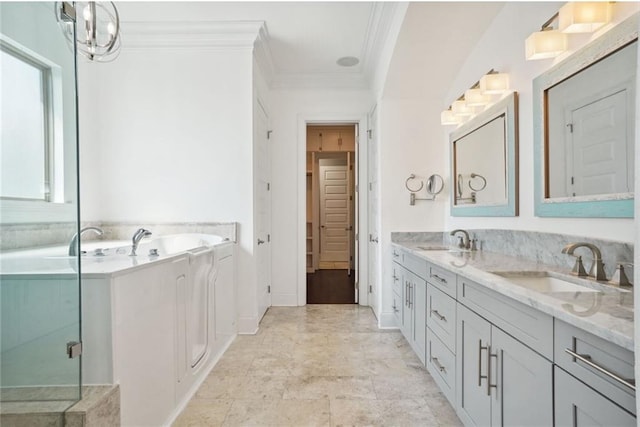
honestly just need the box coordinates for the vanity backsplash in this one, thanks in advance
[391,229,633,279]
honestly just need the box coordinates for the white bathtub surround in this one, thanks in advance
[81,221,237,244]
[0,222,77,251]
[0,234,236,426]
[391,229,634,280]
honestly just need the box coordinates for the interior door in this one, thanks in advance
[319,157,349,267]
[255,100,271,321]
[352,126,359,303]
[367,109,379,315]
[568,89,631,196]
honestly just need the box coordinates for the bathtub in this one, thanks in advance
[0,233,236,426]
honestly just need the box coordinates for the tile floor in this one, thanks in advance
[173,305,462,426]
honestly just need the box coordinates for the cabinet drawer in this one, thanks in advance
[555,366,635,426]
[427,262,457,298]
[427,284,456,352]
[391,262,402,296]
[402,251,427,279]
[427,327,456,407]
[555,320,635,415]
[457,276,553,360]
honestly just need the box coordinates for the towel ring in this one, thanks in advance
[469,173,487,192]
[405,174,424,193]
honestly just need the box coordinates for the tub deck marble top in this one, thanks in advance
[392,242,634,352]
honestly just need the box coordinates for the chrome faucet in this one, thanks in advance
[68,226,104,256]
[450,229,471,250]
[130,228,152,256]
[561,242,607,281]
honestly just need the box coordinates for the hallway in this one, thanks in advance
[306,269,356,304]
[174,305,461,426]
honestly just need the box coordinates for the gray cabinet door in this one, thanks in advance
[555,367,636,427]
[412,276,426,364]
[491,327,553,426]
[456,303,491,426]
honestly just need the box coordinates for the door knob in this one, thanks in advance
[257,239,265,245]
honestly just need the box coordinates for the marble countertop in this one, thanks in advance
[392,241,634,352]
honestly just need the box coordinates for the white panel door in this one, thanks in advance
[367,108,379,315]
[255,101,271,321]
[319,162,349,264]
[569,89,631,196]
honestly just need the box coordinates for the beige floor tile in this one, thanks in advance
[329,398,438,427]
[223,399,330,426]
[174,306,460,427]
[172,399,232,427]
[283,376,376,400]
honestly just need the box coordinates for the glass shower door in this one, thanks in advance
[0,1,81,411]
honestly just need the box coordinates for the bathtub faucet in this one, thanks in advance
[68,226,104,256]
[131,228,152,256]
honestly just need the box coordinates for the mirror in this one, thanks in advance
[533,13,637,217]
[451,92,519,216]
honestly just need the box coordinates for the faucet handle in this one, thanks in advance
[570,255,588,277]
[609,262,633,288]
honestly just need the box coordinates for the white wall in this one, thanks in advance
[78,43,261,332]
[443,2,639,242]
[377,98,447,326]
[268,89,373,306]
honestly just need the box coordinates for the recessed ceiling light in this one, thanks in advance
[336,56,359,67]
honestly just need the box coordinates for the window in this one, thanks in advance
[0,44,52,201]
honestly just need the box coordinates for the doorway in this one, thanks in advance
[306,124,357,304]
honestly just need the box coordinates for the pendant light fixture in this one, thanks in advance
[57,1,122,62]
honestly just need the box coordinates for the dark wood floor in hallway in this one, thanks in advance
[306,269,355,304]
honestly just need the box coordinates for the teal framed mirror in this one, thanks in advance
[533,13,637,218]
[450,92,519,217]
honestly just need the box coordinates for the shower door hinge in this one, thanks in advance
[67,341,82,359]
[59,2,76,22]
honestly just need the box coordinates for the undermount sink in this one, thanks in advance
[492,272,600,293]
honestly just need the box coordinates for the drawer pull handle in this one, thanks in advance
[431,357,446,373]
[478,340,488,387]
[564,348,636,392]
[431,309,446,322]
[432,274,447,284]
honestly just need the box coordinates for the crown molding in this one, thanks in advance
[253,23,276,86]
[121,21,265,49]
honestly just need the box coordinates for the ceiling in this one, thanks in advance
[118,2,505,92]
[118,1,395,89]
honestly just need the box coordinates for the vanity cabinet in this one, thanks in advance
[555,367,636,426]
[392,248,427,364]
[554,319,636,422]
[456,304,553,426]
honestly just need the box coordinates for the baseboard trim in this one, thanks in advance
[237,316,259,334]
[271,293,298,306]
[378,311,399,329]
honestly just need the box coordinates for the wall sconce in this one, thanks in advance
[57,1,122,62]
[526,2,615,61]
[441,70,511,127]
[525,13,568,60]
[559,2,612,33]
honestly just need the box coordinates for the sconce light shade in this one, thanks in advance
[464,88,490,106]
[525,29,568,60]
[479,73,510,94]
[559,2,612,33]
[451,100,474,117]
[440,109,459,125]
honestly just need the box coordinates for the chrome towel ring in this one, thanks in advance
[405,174,424,193]
[469,173,487,192]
